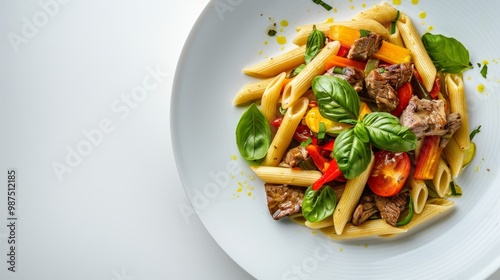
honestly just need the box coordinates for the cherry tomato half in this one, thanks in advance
[367,150,411,197]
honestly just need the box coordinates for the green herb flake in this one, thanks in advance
[268,29,277,36]
[480,64,488,78]
[312,0,333,11]
[318,122,326,140]
[469,125,482,140]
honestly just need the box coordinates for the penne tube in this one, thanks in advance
[250,166,322,186]
[397,13,436,92]
[281,41,340,109]
[233,77,274,105]
[431,158,452,198]
[408,176,428,214]
[242,45,306,78]
[262,97,309,166]
[305,217,334,229]
[352,1,399,25]
[399,198,454,231]
[261,72,286,123]
[333,153,374,235]
[387,25,405,47]
[321,219,407,240]
[442,136,465,178]
[293,19,389,46]
[445,73,470,150]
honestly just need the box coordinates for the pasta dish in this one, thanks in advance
[233,1,477,240]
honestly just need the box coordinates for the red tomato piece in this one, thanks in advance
[391,82,413,117]
[367,150,411,197]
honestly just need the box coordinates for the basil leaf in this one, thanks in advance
[235,103,271,161]
[302,185,336,223]
[333,128,372,179]
[362,112,417,152]
[422,33,472,74]
[312,75,360,122]
[353,122,370,143]
[305,25,325,64]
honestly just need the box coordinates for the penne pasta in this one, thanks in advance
[305,217,334,229]
[293,19,389,46]
[408,176,429,214]
[387,25,405,47]
[431,158,452,198]
[281,41,340,109]
[321,219,407,240]
[445,73,470,150]
[399,198,455,231]
[333,153,374,235]
[233,77,274,105]
[442,136,465,178]
[262,97,309,166]
[250,166,322,187]
[352,1,399,25]
[242,45,306,78]
[260,72,286,123]
[397,13,436,92]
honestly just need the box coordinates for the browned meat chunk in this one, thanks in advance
[347,32,384,61]
[374,192,408,227]
[352,194,379,226]
[439,112,462,148]
[378,62,413,89]
[265,184,305,220]
[400,96,451,138]
[280,146,308,168]
[326,66,365,92]
[365,70,399,112]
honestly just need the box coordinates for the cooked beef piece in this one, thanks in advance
[326,66,365,92]
[352,194,379,226]
[439,112,462,148]
[399,96,449,138]
[265,184,305,220]
[374,192,408,227]
[280,146,308,168]
[378,62,413,89]
[347,32,384,61]
[365,70,399,112]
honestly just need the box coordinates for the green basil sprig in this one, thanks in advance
[305,25,325,64]
[302,185,336,222]
[362,112,417,152]
[312,75,360,122]
[422,33,472,74]
[312,75,417,179]
[235,103,271,161]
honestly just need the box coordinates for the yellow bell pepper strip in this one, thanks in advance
[328,25,411,64]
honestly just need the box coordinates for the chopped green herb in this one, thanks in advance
[359,29,371,38]
[470,125,481,140]
[480,64,488,78]
[268,29,277,36]
[318,122,326,139]
[450,181,463,196]
[287,64,306,78]
[301,137,313,147]
[390,10,400,35]
[312,0,332,11]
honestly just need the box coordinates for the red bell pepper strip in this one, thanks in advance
[429,76,441,100]
[312,158,342,191]
[414,135,442,180]
[305,144,329,172]
[391,82,413,117]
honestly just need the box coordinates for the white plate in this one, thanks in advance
[172,0,500,279]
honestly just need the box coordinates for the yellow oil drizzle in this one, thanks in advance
[411,0,419,4]
[392,0,401,5]
[419,11,427,19]
[276,35,287,45]
[280,20,289,27]
[477,83,485,93]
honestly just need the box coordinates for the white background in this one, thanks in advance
[0,0,498,279]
